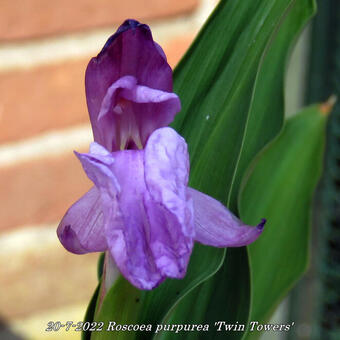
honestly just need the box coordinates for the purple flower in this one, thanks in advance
[57,20,265,290]
[85,19,179,152]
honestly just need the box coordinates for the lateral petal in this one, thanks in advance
[57,144,115,255]
[57,187,107,254]
[189,188,265,247]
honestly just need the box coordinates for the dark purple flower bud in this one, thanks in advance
[85,19,180,151]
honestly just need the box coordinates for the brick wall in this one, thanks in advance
[0,1,216,339]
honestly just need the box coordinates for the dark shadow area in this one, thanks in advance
[0,318,24,340]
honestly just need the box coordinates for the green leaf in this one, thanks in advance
[154,1,316,338]
[172,0,310,211]
[91,245,223,340]
[82,283,100,340]
[156,248,250,340]
[234,0,316,212]
[91,277,142,340]
[136,244,223,331]
[97,253,105,280]
[90,0,316,338]
[146,1,314,334]
[239,105,328,339]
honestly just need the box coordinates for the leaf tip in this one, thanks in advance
[319,94,337,115]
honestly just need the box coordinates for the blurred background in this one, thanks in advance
[0,0,338,340]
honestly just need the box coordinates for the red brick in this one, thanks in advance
[0,59,89,144]
[0,152,92,231]
[165,34,195,69]
[0,35,194,144]
[0,0,199,41]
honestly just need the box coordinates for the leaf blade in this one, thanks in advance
[90,1,316,339]
[240,105,327,339]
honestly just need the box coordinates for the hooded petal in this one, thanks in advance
[85,19,174,150]
[57,187,107,254]
[97,75,180,151]
[189,188,265,247]
[144,127,195,278]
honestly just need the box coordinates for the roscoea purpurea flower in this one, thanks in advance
[57,20,266,290]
